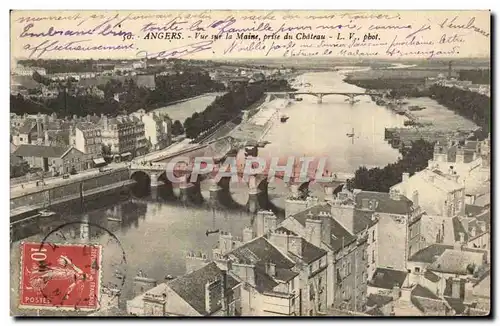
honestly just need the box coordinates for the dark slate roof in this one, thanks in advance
[300,239,327,264]
[167,262,238,315]
[291,204,332,226]
[366,294,393,308]
[268,227,326,264]
[410,295,447,314]
[369,268,408,290]
[228,237,295,269]
[409,244,454,263]
[353,209,376,234]
[412,284,440,300]
[424,270,441,283]
[329,218,357,252]
[465,204,485,217]
[291,204,356,252]
[444,297,466,314]
[13,144,69,158]
[355,191,413,215]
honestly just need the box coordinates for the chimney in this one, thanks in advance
[220,271,227,314]
[255,211,277,237]
[102,115,108,130]
[305,212,322,247]
[268,230,289,253]
[470,226,476,237]
[290,184,300,198]
[265,262,276,277]
[412,190,419,208]
[392,284,401,301]
[36,118,42,139]
[324,186,334,201]
[361,198,370,209]
[205,280,217,314]
[331,202,354,233]
[389,189,401,201]
[73,114,77,121]
[242,226,254,243]
[400,285,413,302]
[456,147,465,163]
[44,131,50,146]
[402,172,410,183]
[232,263,255,287]
[289,235,302,257]
[132,274,157,297]
[459,232,465,244]
[451,278,461,299]
[478,221,486,233]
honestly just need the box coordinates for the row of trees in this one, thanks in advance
[458,69,490,85]
[182,79,295,139]
[347,139,434,192]
[428,85,491,135]
[12,70,225,118]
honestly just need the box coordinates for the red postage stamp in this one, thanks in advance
[19,242,102,311]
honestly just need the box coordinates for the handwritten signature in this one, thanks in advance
[136,40,214,60]
[19,17,134,40]
[23,39,135,58]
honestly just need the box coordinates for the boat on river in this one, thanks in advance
[408,105,426,111]
[206,229,220,236]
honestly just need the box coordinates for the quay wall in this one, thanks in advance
[11,169,131,212]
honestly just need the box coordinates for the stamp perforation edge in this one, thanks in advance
[18,241,104,313]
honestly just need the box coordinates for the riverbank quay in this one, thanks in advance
[10,168,133,222]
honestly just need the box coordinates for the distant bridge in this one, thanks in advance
[266,91,382,104]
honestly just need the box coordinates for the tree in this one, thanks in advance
[171,120,184,136]
[351,139,434,192]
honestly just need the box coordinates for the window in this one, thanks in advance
[372,250,375,263]
[309,265,313,274]
[372,230,376,242]
[318,276,323,288]
[415,267,421,273]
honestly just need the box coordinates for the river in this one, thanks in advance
[10,70,415,315]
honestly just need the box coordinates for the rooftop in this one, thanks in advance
[13,144,69,158]
[355,191,413,215]
[369,267,408,290]
[167,262,239,315]
[291,204,357,251]
[428,249,485,275]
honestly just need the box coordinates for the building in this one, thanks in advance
[327,188,379,279]
[390,170,465,218]
[354,189,424,270]
[69,122,103,168]
[217,226,328,316]
[127,262,241,316]
[280,203,369,312]
[130,110,172,151]
[12,144,89,175]
[365,283,453,316]
[100,115,147,161]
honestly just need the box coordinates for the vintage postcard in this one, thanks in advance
[10,10,491,317]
